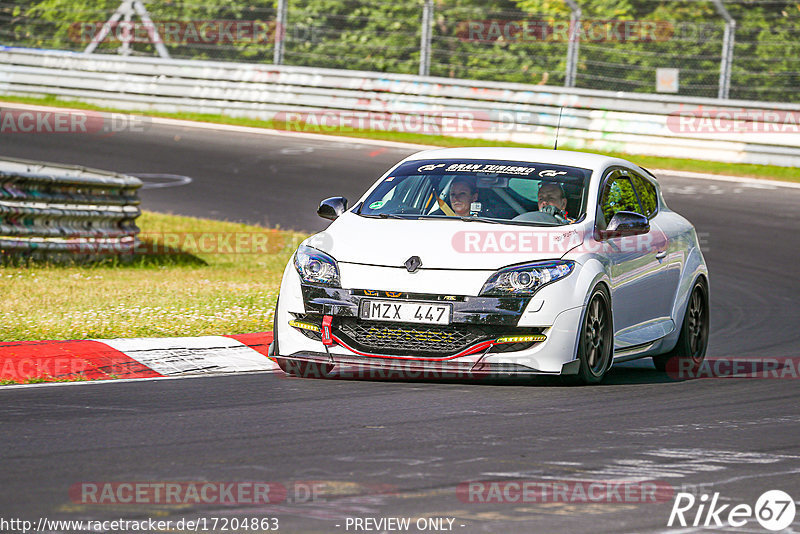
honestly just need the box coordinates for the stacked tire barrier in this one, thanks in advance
[1,47,800,166]
[0,157,142,263]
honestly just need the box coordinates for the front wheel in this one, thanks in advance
[568,287,613,385]
[653,279,709,374]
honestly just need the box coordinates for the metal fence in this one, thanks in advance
[0,157,142,263]
[0,0,797,103]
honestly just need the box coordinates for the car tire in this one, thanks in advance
[268,297,279,357]
[276,358,334,378]
[653,279,709,374]
[567,286,613,385]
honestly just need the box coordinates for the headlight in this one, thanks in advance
[294,244,341,286]
[480,260,575,296]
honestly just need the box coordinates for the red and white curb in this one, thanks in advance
[0,332,279,384]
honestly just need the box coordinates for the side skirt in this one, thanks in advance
[612,341,659,362]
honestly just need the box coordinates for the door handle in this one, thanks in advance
[655,250,667,260]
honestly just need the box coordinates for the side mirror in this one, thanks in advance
[317,196,348,221]
[598,211,649,239]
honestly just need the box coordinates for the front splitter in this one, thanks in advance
[278,351,580,378]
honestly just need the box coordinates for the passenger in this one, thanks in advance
[431,177,479,217]
[447,177,478,216]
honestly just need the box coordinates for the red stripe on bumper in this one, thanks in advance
[331,335,495,361]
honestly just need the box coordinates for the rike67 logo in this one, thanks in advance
[668,489,796,531]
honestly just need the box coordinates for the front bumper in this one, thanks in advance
[277,351,581,379]
[276,276,584,376]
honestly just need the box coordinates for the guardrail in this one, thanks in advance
[1,47,799,167]
[0,156,141,262]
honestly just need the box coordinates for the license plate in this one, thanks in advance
[359,299,452,325]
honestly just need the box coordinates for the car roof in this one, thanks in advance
[401,147,637,174]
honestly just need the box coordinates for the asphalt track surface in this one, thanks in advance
[1,116,800,533]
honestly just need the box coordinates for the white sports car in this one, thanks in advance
[270,147,709,384]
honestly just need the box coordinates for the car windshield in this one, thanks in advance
[358,159,592,226]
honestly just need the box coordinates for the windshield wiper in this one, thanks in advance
[458,216,502,224]
[358,213,408,220]
[413,214,502,224]
[510,221,561,227]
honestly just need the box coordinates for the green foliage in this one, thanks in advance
[726,2,800,101]
[516,0,635,18]
[284,0,421,73]
[10,0,274,60]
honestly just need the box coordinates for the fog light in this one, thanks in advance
[495,334,546,344]
[289,320,321,333]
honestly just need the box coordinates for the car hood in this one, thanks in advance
[305,212,585,270]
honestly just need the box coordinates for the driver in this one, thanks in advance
[537,182,574,223]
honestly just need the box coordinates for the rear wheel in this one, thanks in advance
[653,279,709,373]
[568,287,613,385]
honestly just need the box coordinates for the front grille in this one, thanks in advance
[336,318,491,357]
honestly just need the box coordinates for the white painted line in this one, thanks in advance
[97,336,280,375]
[702,467,800,488]
[147,116,435,151]
[135,173,194,189]
[652,168,800,189]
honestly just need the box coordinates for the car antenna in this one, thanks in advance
[554,106,564,150]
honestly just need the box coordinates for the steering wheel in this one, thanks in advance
[513,205,569,224]
[541,205,569,224]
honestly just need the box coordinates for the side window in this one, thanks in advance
[598,172,641,228]
[630,173,658,218]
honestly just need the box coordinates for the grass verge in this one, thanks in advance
[0,375,97,385]
[2,94,798,183]
[1,211,307,341]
